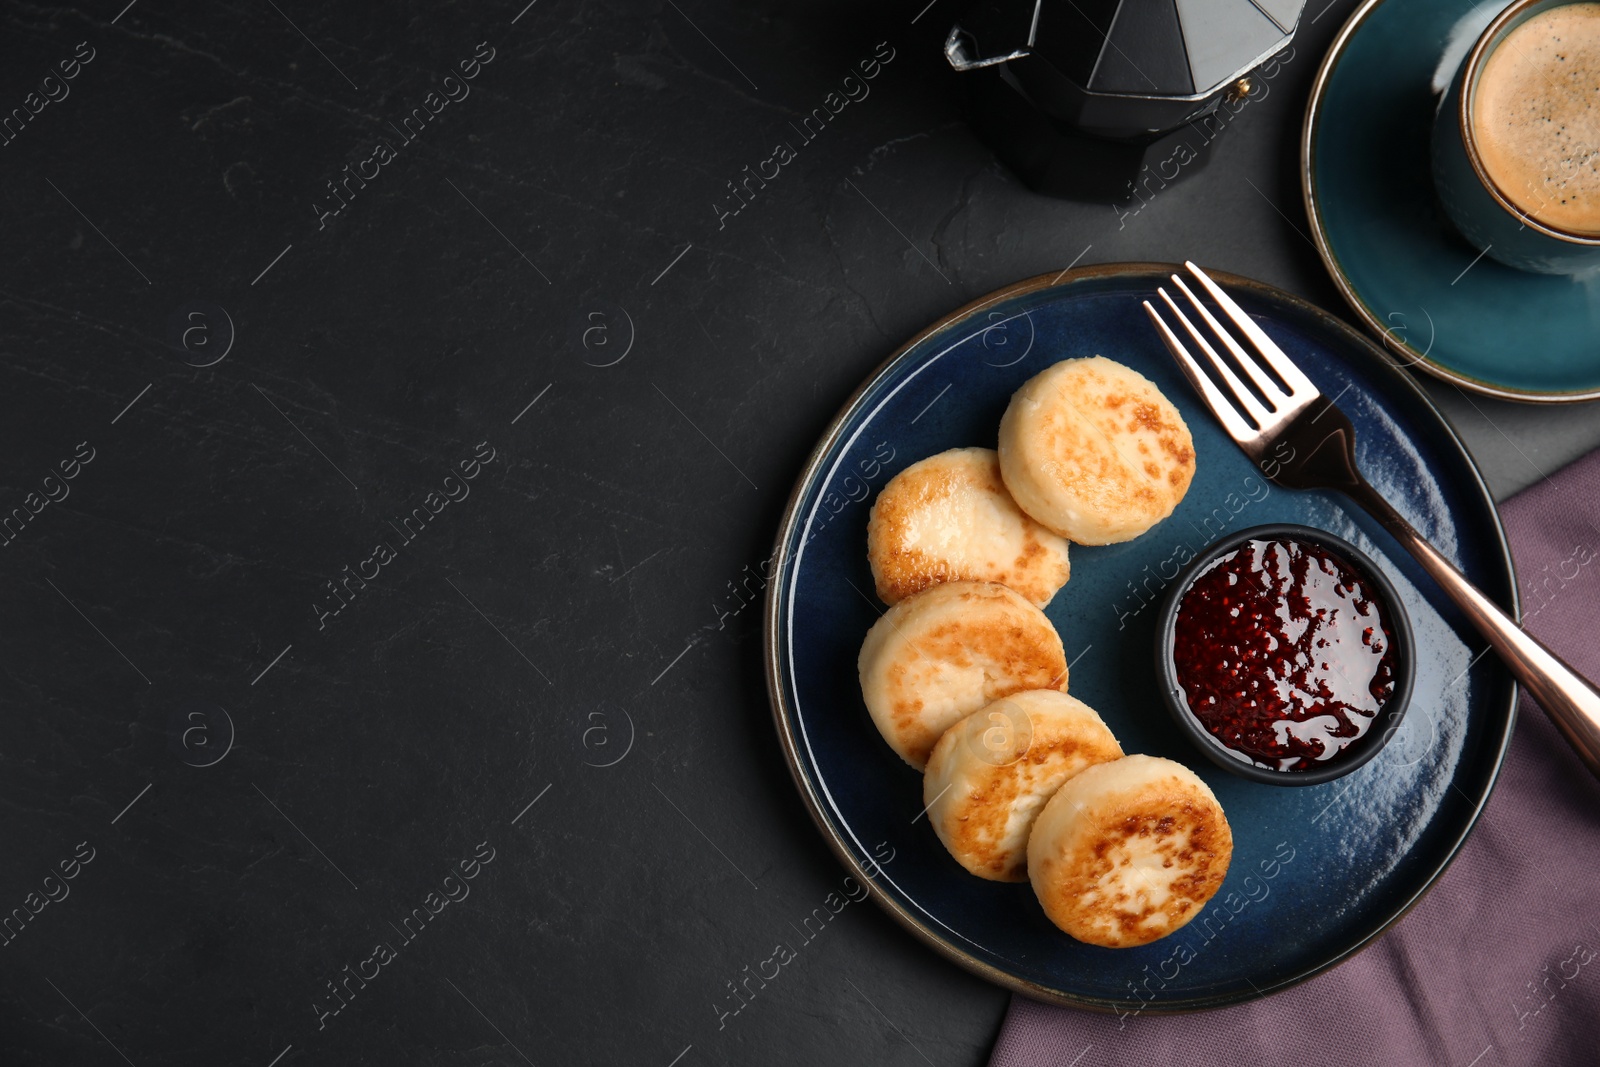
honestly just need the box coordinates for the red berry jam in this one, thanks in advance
[1172,537,1398,772]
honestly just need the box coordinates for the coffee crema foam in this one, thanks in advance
[1472,2,1600,236]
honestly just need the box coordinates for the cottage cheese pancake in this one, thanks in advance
[1027,755,1232,947]
[858,581,1068,770]
[998,357,1195,545]
[923,690,1123,882]
[867,447,1071,608]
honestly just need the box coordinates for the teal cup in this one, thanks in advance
[1431,0,1600,275]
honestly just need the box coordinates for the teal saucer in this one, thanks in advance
[1303,0,1600,402]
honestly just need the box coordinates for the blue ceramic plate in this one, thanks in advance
[764,264,1518,1012]
[1304,0,1600,402]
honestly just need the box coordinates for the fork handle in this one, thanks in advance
[1344,477,1600,777]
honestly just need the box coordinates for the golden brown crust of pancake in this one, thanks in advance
[884,593,1067,765]
[998,357,1196,544]
[1028,758,1232,948]
[859,582,1068,769]
[925,693,1122,881]
[1042,799,1230,947]
[867,448,1070,607]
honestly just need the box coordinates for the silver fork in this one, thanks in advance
[1144,261,1600,781]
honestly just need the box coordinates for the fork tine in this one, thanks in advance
[1142,299,1256,446]
[1159,283,1271,426]
[1183,261,1319,397]
[1169,276,1286,407]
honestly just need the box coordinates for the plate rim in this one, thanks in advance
[762,261,1520,1012]
[1299,0,1600,404]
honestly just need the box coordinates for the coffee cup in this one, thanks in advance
[1431,0,1600,274]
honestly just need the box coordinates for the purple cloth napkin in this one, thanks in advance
[990,449,1600,1067]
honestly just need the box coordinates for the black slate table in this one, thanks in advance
[3,2,1597,1065]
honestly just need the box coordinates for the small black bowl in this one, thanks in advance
[1154,523,1416,786]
